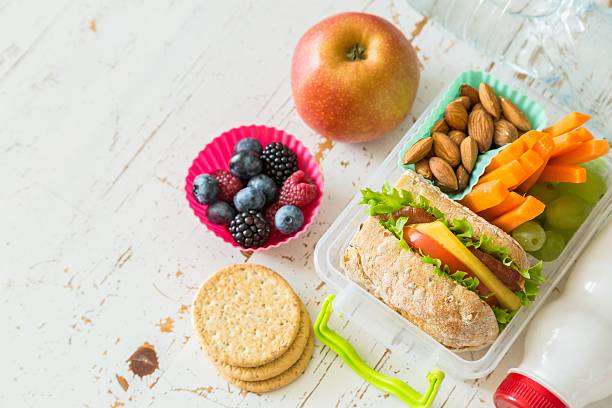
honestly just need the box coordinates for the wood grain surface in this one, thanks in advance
[2,0,611,407]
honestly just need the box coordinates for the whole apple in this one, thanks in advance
[291,12,420,143]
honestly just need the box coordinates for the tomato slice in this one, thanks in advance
[403,226,470,273]
[403,226,498,306]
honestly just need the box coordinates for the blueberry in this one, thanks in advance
[274,205,304,235]
[233,186,266,212]
[234,138,263,155]
[247,174,278,203]
[229,151,263,179]
[206,201,236,225]
[192,174,219,204]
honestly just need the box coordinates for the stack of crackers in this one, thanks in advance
[192,264,313,392]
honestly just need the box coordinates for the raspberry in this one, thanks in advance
[264,202,283,225]
[278,170,317,208]
[211,170,242,202]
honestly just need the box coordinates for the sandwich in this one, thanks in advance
[342,171,543,350]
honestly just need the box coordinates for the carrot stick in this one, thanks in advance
[518,130,544,149]
[460,180,509,213]
[516,166,546,194]
[532,134,555,158]
[538,164,587,183]
[515,135,555,194]
[516,149,545,188]
[479,192,527,221]
[543,112,591,137]
[486,140,525,173]
[477,160,527,189]
[549,140,610,165]
[491,196,545,232]
[550,128,593,158]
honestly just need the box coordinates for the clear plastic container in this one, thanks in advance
[313,72,612,380]
[403,0,612,135]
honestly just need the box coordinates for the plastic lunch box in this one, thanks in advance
[313,71,612,380]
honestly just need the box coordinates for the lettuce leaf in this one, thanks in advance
[360,185,545,329]
[379,216,410,250]
[492,306,516,331]
[516,260,544,306]
[360,185,445,221]
[360,184,414,216]
[421,255,480,292]
[413,195,447,221]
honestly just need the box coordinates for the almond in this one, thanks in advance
[472,103,484,113]
[454,96,472,110]
[402,137,433,165]
[448,130,466,146]
[415,159,433,180]
[500,97,531,131]
[468,109,494,152]
[479,83,501,119]
[456,165,470,191]
[460,84,480,106]
[431,117,450,134]
[445,101,468,131]
[460,137,478,173]
[433,132,461,167]
[494,119,518,146]
[429,157,458,190]
[437,183,457,194]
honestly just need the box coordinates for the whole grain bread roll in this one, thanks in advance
[341,171,529,350]
[343,217,498,350]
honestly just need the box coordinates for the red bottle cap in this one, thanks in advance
[494,372,568,408]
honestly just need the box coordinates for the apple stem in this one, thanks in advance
[346,44,366,61]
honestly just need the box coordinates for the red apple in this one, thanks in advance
[291,12,420,143]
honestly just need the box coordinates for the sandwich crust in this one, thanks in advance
[395,171,529,269]
[343,217,499,350]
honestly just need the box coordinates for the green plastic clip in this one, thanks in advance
[313,294,445,408]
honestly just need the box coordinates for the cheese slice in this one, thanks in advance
[414,221,521,311]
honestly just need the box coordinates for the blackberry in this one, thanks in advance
[260,142,298,185]
[228,210,271,248]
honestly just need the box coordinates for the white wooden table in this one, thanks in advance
[3,1,611,407]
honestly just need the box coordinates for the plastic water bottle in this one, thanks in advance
[493,220,612,408]
[404,0,612,134]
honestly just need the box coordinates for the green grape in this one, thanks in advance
[544,195,591,230]
[543,220,578,243]
[558,166,607,205]
[557,227,578,242]
[528,182,560,204]
[511,221,546,252]
[530,231,565,262]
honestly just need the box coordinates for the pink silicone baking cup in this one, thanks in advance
[185,125,324,252]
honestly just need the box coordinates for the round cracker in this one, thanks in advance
[192,264,301,367]
[223,331,314,393]
[215,303,311,381]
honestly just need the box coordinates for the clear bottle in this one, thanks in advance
[494,220,612,408]
[405,0,612,134]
